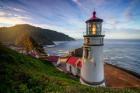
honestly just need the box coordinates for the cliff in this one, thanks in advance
[0,24,74,45]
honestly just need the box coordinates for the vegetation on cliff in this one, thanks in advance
[15,31,45,54]
[0,44,139,93]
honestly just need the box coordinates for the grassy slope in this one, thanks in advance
[0,45,140,93]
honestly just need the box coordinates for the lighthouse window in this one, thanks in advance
[92,24,96,35]
[84,48,91,59]
[84,48,89,58]
[86,38,90,44]
[97,24,101,35]
[89,24,92,27]
[89,24,92,34]
[86,24,88,34]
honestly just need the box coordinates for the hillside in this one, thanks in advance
[0,45,140,93]
[0,24,74,45]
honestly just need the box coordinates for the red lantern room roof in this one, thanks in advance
[86,10,103,23]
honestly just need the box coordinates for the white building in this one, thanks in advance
[66,56,82,76]
[28,50,39,58]
[80,11,105,86]
[57,57,68,66]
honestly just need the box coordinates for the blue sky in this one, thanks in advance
[0,0,140,39]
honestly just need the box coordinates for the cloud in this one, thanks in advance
[124,7,134,21]
[12,7,26,12]
[72,0,82,6]
[0,7,31,26]
[0,1,34,26]
[0,11,6,16]
[0,17,29,25]
[92,0,106,6]
[123,0,140,21]
[104,28,140,39]
[0,8,31,26]
[0,0,140,39]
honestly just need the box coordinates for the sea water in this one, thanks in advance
[44,39,140,75]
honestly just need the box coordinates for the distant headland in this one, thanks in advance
[0,24,75,45]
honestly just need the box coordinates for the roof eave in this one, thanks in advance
[85,19,103,23]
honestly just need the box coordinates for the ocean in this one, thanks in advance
[44,39,140,75]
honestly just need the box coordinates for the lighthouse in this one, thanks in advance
[80,11,105,86]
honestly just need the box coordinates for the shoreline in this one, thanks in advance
[106,63,140,79]
[71,47,140,79]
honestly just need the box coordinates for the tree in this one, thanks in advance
[15,31,45,54]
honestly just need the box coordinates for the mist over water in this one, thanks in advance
[44,39,140,75]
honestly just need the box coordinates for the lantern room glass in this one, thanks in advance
[86,22,102,35]
[92,24,96,35]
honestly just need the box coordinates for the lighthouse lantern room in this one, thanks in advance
[80,11,105,86]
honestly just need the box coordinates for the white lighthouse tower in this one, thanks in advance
[80,11,105,86]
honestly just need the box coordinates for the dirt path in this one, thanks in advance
[105,64,140,88]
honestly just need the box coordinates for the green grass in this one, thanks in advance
[0,44,140,93]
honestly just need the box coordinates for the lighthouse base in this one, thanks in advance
[80,77,105,87]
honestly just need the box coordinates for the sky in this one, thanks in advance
[0,0,140,39]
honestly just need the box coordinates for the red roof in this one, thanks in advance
[86,11,103,23]
[47,56,59,62]
[77,60,82,68]
[66,56,82,68]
